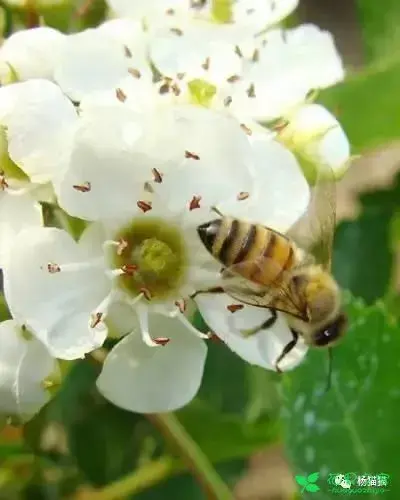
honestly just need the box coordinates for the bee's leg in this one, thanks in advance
[241,309,278,337]
[275,329,299,374]
[190,287,225,300]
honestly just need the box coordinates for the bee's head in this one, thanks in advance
[312,312,348,347]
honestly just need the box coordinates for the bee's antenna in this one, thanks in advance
[211,206,224,217]
[324,348,333,393]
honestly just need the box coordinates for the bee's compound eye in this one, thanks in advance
[313,313,347,347]
[197,219,221,250]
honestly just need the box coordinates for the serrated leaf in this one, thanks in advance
[283,296,400,499]
[306,483,320,492]
[295,475,308,486]
[307,472,320,483]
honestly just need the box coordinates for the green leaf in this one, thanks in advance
[283,295,400,498]
[333,174,400,303]
[356,0,400,63]
[295,475,308,486]
[307,472,320,483]
[320,58,400,153]
[306,483,321,493]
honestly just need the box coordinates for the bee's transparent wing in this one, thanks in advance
[286,163,337,271]
[221,257,308,320]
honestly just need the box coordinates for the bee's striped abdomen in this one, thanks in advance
[197,217,297,286]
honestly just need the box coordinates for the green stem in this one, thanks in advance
[148,413,233,500]
[84,458,178,500]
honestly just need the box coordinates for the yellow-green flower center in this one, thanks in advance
[112,218,188,301]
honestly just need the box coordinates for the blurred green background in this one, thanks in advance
[2,0,400,498]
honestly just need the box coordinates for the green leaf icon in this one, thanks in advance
[307,472,320,483]
[295,475,308,486]
[306,484,321,493]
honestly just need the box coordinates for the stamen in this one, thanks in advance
[237,191,250,201]
[47,262,60,274]
[170,27,183,36]
[106,268,125,278]
[171,83,181,96]
[0,171,8,190]
[176,72,185,80]
[201,57,210,71]
[116,88,127,102]
[90,291,116,329]
[128,67,142,79]
[252,48,260,63]
[272,119,289,133]
[159,82,170,95]
[224,96,233,107]
[234,45,243,58]
[90,312,103,328]
[137,200,152,213]
[227,304,244,313]
[240,123,253,135]
[124,46,132,58]
[166,8,175,15]
[144,181,154,193]
[152,168,163,183]
[189,195,202,210]
[176,313,211,339]
[43,259,103,274]
[121,264,138,276]
[227,74,240,83]
[174,299,187,313]
[136,303,169,347]
[185,150,200,160]
[246,83,256,98]
[73,182,91,193]
[116,239,128,256]
[139,287,152,301]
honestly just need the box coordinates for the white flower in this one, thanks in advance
[0,320,57,419]
[3,98,310,413]
[0,27,66,83]
[277,104,351,178]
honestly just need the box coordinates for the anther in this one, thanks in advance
[140,287,152,301]
[73,182,91,193]
[237,191,250,201]
[185,150,200,160]
[144,181,154,193]
[234,45,243,58]
[227,304,244,313]
[240,123,252,135]
[210,332,223,343]
[128,67,141,79]
[252,48,260,63]
[154,337,170,346]
[159,82,170,95]
[121,264,138,276]
[90,312,103,329]
[272,119,289,132]
[227,74,240,83]
[166,8,175,15]
[224,96,233,107]
[47,262,61,274]
[201,57,210,71]
[116,88,127,102]
[246,83,256,98]
[124,45,132,58]
[152,168,163,183]
[0,171,8,190]
[137,200,152,213]
[171,83,181,96]
[189,195,202,210]
[175,299,187,313]
[116,239,128,256]
[170,27,183,36]
[176,72,185,80]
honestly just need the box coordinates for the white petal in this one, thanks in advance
[0,191,42,268]
[107,0,190,22]
[0,80,77,183]
[284,104,350,176]
[0,27,66,81]
[232,0,299,31]
[154,105,253,221]
[56,104,151,220]
[54,30,131,101]
[0,320,55,418]
[220,134,310,232]
[97,313,207,413]
[196,293,307,370]
[3,227,110,359]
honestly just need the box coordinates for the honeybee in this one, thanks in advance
[193,164,347,378]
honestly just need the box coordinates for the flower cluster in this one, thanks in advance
[0,0,350,418]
